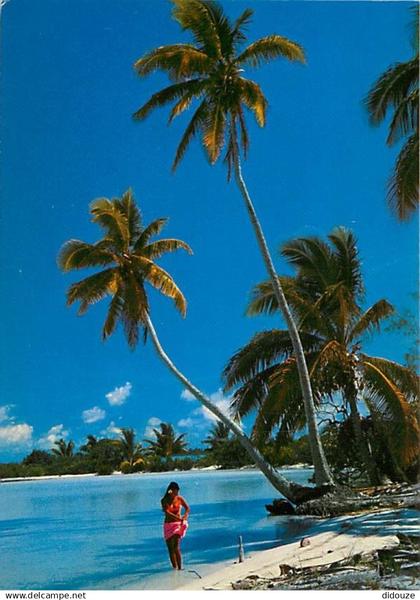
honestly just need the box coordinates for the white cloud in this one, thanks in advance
[176,389,238,440]
[180,389,195,402]
[38,424,69,450]
[101,421,122,437]
[177,418,195,428]
[0,423,33,447]
[193,389,234,424]
[106,382,132,406]
[144,416,162,439]
[0,405,13,424]
[82,406,106,424]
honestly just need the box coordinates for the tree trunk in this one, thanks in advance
[346,386,381,486]
[233,154,333,487]
[145,312,305,503]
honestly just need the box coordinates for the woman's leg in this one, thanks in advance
[166,538,177,568]
[172,534,182,570]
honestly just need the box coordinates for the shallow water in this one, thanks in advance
[0,469,417,590]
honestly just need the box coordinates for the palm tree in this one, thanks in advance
[133,0,332,486]
[51,438,75,458]
[224,228,419,484]
[80,434,98,454]
[365,7,419,221]
[118,428,144,467]
[144,422,188,458]
[203,421,230,452]
[58,189,306,501]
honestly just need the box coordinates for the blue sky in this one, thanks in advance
[0,0,417,461]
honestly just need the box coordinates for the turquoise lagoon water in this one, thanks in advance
[1,468,417,590]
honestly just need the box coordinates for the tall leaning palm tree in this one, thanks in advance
[224,228,419,484]
[58,189,307,501]
[133,0,332,486]
[365,6,419,221]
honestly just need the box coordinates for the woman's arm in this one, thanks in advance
[179,496,190,520]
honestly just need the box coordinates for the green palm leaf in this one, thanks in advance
[133,79,206,121]
[387,133,419,221]
[142,238,193,259]
[134,44,212,79]
[57,239,114,272]
[90,198,130,251]
[172,99,209,170]
[134,218,169,250]
[365,58,418,126]
[236,34,305,68]
[350,299,394,341]
[66,268,117,315]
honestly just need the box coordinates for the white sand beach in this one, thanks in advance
[177,529,399,590]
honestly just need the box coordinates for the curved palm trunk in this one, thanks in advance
[233,154,333,487]
[346,386,381,486]
[145,312,304,503]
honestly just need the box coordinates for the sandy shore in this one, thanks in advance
[177,529,400,590]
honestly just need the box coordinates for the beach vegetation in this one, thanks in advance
[224,227,419,485]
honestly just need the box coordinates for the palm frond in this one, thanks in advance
[350,299,394,341]
[203,98,226,163]
[134,257,187,316]
[247,276,297,316]
[57,239,114,272]
[230,364,278,418]
[134,44,212,79]
[238,78,267,126]
[252,358,305,446]
[114,189,142,242]
[223,329,322,390]
[387,133,419,221]
[66,268,117,315]
[365,58,419,125]
[120,274,149,348]
[102,283,125,340]
[328,227,364,299]
[361,354,419,401]
[362,359,418,463]
[172,0,223,60]
[236,34,305,68]
[386,88,418,146]
[281,236,334,289]
[135,218,168,251]
[142,238,193,259]
[90,198,130,251]
[172,99,209,170]
[232,8,254,44]
[133,79,206,121]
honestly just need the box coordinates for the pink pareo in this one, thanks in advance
[163,520,188,541]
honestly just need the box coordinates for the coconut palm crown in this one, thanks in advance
[57,189,192,347]
[133,0,305,176]
[223,228,419,474]
[365,7,419,221]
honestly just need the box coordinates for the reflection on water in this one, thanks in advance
[0,469,415,590]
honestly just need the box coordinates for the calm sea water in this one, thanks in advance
[0,468,316,589]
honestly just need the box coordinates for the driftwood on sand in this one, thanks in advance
[266,483,420,517]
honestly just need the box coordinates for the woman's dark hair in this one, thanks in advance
[161,481,180,508]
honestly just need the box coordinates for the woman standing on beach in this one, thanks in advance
[161,481,190,570]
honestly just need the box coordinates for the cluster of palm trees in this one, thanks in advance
[50,422,190,473]
[58,1,418,503]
